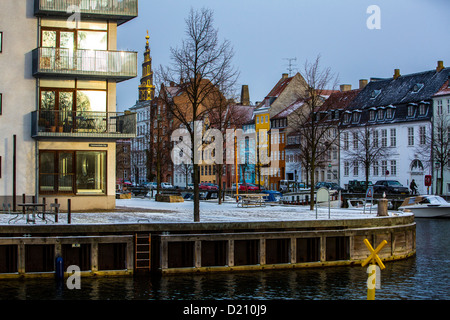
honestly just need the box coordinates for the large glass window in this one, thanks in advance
[76,152,106,194]
[77,31,107,50]
[39,151,106,195]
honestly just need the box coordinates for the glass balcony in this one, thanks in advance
[34,0,138,25]
[31,110,136,140]
[32,47,137,82]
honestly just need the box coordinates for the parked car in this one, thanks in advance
[373,180,409,195]
[161,182,174,189]
[315,182,344,191]
[348,180,373,193]
[249,183,266,191]
[129,185,149,196]
[199,183,218,191]
[143,182,158,190]
[232,183,259,192]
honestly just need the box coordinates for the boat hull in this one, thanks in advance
[401,206,450,218]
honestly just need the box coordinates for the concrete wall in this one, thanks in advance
[0,0,38,206]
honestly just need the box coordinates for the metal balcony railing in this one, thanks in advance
[34,0,138,25]
[32,110,136,140]
[32,47,137,82]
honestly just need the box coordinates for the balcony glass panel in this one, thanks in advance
[32,110,136,140]
[33,47,137,81]
[35,0,138,24]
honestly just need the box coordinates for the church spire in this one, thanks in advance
[139,30,155,102]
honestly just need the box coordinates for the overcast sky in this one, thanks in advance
[116,0,450,112]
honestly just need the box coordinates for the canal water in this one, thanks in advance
[0,219,448,301]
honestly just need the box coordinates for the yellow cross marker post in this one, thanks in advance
[361,239,387,300]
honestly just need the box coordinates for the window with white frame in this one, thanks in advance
[419,126,426,145]
[390,128,396,147]
[437,100,443,115]
[343,132,349,150]
[373,130,379,148]
[353,132,358,149]
[390,160,397,176]
[353,160,359,176]
[373,161,379,176]
[344,161,349,176]
[408,127,415,146]
[381,129,387,147]
[381,160,387,175]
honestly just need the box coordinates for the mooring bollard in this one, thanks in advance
[377,198,389,216]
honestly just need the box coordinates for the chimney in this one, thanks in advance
[282,73,289,79]
[240,85,250,106]
[340,84,352,92]
[393,69,401,79]
[359,79,368,89]
[437,60,445,72]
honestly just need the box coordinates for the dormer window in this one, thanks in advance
[371,90,381,99]
[343,111,351,124]
[369,110,375,121]
[386,107,394,119]
[407,104,416,117]
[352,110,361,123]
[413,83,424,93]
[377,108,384,120]
[334,110,340,120]
[419,103,428,116]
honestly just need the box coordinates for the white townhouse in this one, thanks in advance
[340,62,450,195]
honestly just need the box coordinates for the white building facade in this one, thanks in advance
[340,64,449,195]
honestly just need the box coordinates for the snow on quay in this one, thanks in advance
[0,198,410,225]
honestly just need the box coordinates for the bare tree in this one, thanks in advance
[157,8,239,221]
[341,125,393,188]
[290,55,339,210]
[430,113,450,194]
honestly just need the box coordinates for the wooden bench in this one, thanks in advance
[236,194,266,208]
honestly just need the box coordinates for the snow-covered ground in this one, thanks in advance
[0,198,409,225]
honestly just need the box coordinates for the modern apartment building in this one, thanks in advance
[0,0,138,210]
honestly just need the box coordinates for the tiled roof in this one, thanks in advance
[272,98,307,119]
[347,68,450,111]
[256,76,293,109]
[434,80,450,97]
[319,89,361,111]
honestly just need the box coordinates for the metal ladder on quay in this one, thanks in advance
[134,233,151,271]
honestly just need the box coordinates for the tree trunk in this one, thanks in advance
[193,163,200,222]
[217,164,223,205]
[309,163,315,211]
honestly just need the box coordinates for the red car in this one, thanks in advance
[199,183,218,191]
[239,183,259,192]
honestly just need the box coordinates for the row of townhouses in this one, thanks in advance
[125,48,450,196]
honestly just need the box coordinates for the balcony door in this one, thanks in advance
[41,29,75,70]
[39,89,75,132]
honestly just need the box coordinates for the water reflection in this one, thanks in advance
[0,219,449,300]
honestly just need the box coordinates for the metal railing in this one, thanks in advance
[35,0,138,24]
[32,110,136,139]
[32,47,137,81]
